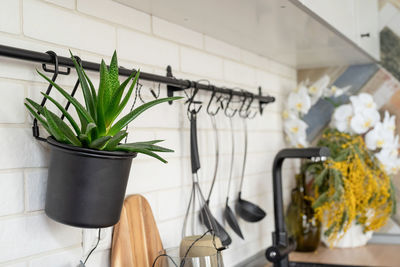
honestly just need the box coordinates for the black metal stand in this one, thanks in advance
[266,148,330,267]
[0,44,275,109]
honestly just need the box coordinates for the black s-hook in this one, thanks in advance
[32,51,62,141]
[224,91,237,117]
[207,85,223,116]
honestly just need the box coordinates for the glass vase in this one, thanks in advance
[286,173,321,252]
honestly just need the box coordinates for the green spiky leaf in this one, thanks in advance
[89,136,112,150]
[40,92,81,135]
[104,131,128,150]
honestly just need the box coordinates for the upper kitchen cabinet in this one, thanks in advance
[116,0,378,69]
[299,0,380,60]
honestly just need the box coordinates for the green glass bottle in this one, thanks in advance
[286,173,321,252]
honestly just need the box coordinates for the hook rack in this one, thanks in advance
[0,44,275,114]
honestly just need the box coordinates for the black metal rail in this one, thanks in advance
[0,44,275,108]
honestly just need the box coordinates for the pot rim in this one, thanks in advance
[47,137,137,159]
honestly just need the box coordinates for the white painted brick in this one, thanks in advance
[157,217,183,248]
[256,70,281,94]
[223,60,256,86]
[152,17,203,49]
[117,28,179,69]
[0,128,49,169]
[23,0,116,55]
[126,157,189,193]
[269,59,296,79]
[25,169,48,212]
[0,0,20,34]
[240,49,270,70]
[0,35,69,60]
[0,214,81,262]
[77,0,151,33]
[85,249,110,267]
[156,186,191,221]
[43,0,75,9]
[180,47,223,79]
[0,171,24,216]
[204,36,241,61]
[29,247,81,267]
[0,81,25,123]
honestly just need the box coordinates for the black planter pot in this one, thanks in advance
[45,137,137,228]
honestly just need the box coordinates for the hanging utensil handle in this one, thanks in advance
[190,111,201,174]
[206,116,219,201]
[226,118,235,198]
[239,119,248,192]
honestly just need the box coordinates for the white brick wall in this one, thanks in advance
[0,0,297,266]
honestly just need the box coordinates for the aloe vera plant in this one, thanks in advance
[25,51,181,163]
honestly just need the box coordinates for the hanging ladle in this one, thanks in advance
[199,115,232,246]
[223,118,244,239]
[235,119,266,222]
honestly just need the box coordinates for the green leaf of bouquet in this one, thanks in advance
[43,106,66,142]
[37,70,94,125]
[105,70,139,124]
[115,144,168,163]
[104,130,128,150]
[312,191,329,209]
[109,96,182,136]
[70,51,96,120]
[324,222,337,237]
[40,92,81,135]
[89,136,112,150]
[314,168,328,187]
[24,102,51,134]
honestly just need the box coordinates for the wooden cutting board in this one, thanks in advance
[111,194,163,267]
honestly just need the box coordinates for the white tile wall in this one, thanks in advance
[77,0,151,33]
[0,172,24,216]
[0,214,81,262]
[0,81,26,123]
[25,169,48,212]
[117,28,180,69]
[23,0,116,55]
[0,0,20,35]
[0,0,297,265]
[152,17,203,49]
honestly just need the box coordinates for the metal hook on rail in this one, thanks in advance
[62,56,81,120]
[224,90,237,118]
[245,93,258,119]
[32,51,61,141]
[239,91,249,118]
[185,81,202,116]
[207,85,224,116]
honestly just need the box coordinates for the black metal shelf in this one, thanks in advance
[0,44,275,110]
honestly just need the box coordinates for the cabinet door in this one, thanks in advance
[355,0,380,60]
[299,0,357,42]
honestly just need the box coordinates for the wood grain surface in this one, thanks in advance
[111,194,163,267]
[288,244,400,267]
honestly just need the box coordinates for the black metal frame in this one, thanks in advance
[0,44,275,111]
